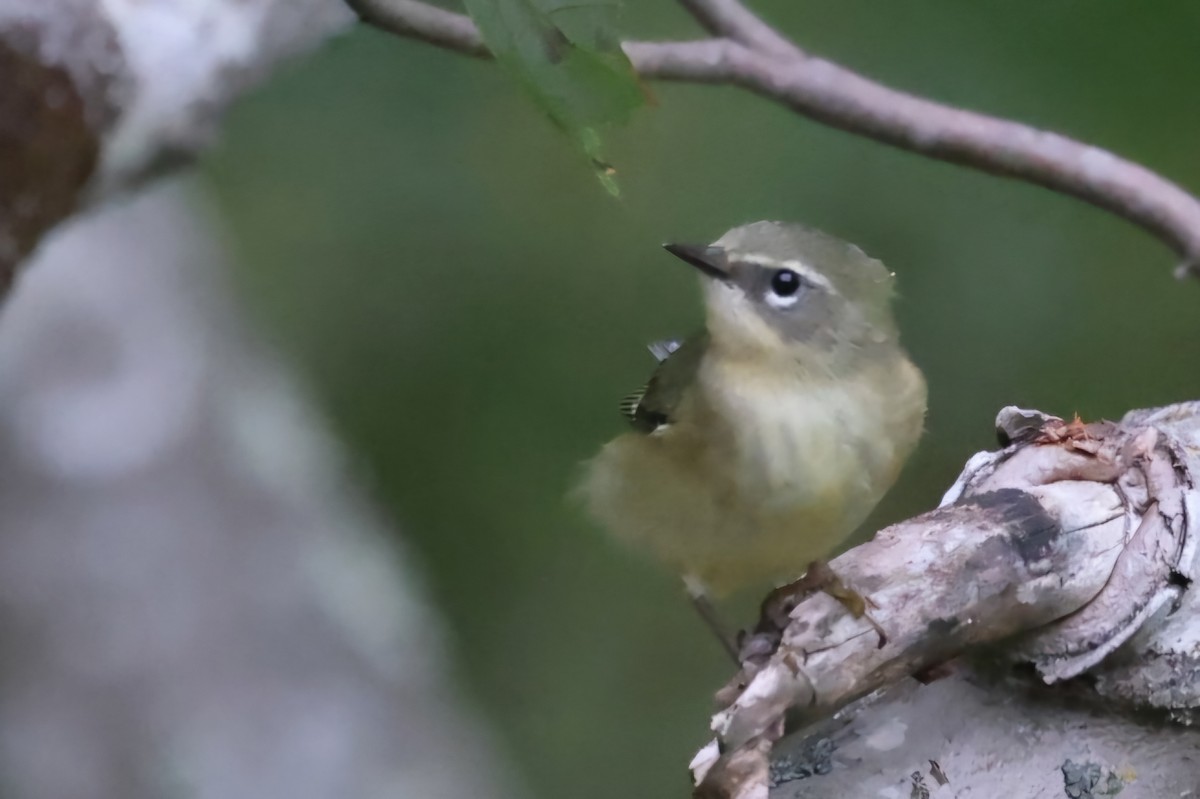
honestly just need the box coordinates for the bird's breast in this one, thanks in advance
[693,358,906,512]
[577,348,926,595]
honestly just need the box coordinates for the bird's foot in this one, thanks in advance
[756,560,887,649]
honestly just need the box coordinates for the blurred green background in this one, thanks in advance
[200,2,1200,797]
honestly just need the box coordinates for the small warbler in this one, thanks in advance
[578,221,927,654]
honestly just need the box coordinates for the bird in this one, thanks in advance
[576,221,927,657]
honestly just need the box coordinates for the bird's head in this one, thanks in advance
[663,221,900,370]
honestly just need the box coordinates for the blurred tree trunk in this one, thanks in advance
[0,180,521,799]
[0,3,530,796]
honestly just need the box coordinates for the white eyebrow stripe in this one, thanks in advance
[737,255,838,294]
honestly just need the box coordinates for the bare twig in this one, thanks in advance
[676,0,801,60]
[347,0,1200,276]
[717,46,1200,275]
[343,0,748,82]
[344,0,487,57]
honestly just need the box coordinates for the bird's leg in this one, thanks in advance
[683,576,741,665]
[760,560,887,648]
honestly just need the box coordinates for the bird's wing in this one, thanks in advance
[620,333,708,433]
[618,387,647,423]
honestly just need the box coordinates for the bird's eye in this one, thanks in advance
[770,269,803,297]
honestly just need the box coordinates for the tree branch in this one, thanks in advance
[342,0,748,82]
[344,0,487,57]
[717,45,1200,277]
[690,405,1200,798]
[675,0,801,60]
[348,0,1200,276]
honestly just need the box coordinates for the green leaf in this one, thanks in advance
[463,0,644,196]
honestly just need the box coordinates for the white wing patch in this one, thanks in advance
[647,339,682,362]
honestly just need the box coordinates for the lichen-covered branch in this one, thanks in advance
[691,406,1200,799]
[349,0,1200,277]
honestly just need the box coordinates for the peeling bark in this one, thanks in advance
[693,407,1200,798]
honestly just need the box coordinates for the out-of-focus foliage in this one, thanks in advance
[463,0,644,193]
[201,2,1200,798]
